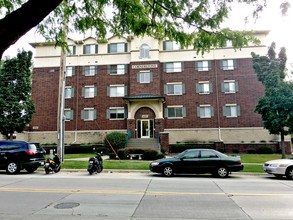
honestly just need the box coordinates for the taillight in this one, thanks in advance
[237,160,241,164]
[25,150,36,155]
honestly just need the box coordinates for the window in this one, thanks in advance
[164,62,183,73]
[82,66,97,76]
[201,150,218,158]
[164,83,185,95]
[165,106,186,118]
[108,43,128,53]
[140,44,150,58]
[196,82,213,94]
[82,86,97,98]
[137,71,153,83]
[197,105,214,118]
[107,64,127,75]
[223,104,240,117]
[195,61,212,71]
[65,86,74,99]
[163,41,180,50]
[64,109,73,121]
[107,85,127,97]
[225,40,233,47]
[83,44,98,54]
[67,45,76,55]
[222,81,239,93]
[106,107,126,120]
[220,59,237,70]
[65,66,75,77]
[81,108,96,121]
[183,150,199,159]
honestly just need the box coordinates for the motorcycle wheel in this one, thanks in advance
[88,170,93,175]
[54,166,61,173]
[45,169,50,174]
[97,165,103,173]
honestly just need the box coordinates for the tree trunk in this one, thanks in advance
[0,0,63,58]
[280,132,286,159]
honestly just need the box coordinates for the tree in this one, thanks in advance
[0,51,35,139]
[0,0,275,58]
[252,43,293,159]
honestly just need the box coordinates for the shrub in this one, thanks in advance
[103,132,127,151]
[247,149,257,154]
[257,146,273,154]
[117,149,127,159]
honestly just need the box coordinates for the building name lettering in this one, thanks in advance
[132,64,158,69]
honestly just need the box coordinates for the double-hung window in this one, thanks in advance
[83,44,98,54]
[163,41,180,50]
[196,82,212,94]
[82,86,97,98]
[107,64,127,75]
[139,44,150,58]
[65,66,75,77]
[164,83,185,95]
[81,108,96,121]
[165,106,186,118]
[64,109,73,121]
[222,80,239,93]
[164,62,183,73]
[197,105,214,118]
[220,59,237,70]
[65,86,74,99]
[137,71,153,83]
[108,43,128,53]
[223,104,240,117]
[195,61,212,71]
[82,66,97,76]
[67,45,76,55]
[107,85,127,97]
[106,107,126,120]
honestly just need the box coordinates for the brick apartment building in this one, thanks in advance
[27,31,290,152]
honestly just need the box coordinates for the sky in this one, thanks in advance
[2,1,293,67]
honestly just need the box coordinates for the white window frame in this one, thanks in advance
[84,44,97,54]
[65,86,74,99]
[196,61,211,71]
[223,104,240,118]
[83,66,97,76]
[166,105,185,119]
[67,45,76,55]
[163,41,180,50]
[108,64,127,75]
[139,44,150,59]
[165,82,184,95]
[81,108,96,121]
[83,86,96,98]
[222,59,235,70]
[108,43,127,53]
[109,85,126,97]
[222,80,237,93]
[65,66,75,77]
[197,105,213,118]
[138,71,152,83]
[165,62,183,73]
[196,81,212,94]
[64,108,73,121]
[107,107,125,120]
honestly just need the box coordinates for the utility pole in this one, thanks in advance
[57,2,69,163]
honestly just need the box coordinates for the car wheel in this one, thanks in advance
[162,166,173,177]
[6,162,20,174]
[286,167,293,180]
[25,166,38,173]
[216,167,229,178]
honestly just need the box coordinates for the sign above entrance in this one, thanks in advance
[141,115,149,118]
[132,64,158,69]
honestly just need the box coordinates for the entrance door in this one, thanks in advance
[141,119,150,138]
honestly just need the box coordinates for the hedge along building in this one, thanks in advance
[27,32,291,153]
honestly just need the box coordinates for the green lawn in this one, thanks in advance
[60,153,289,172]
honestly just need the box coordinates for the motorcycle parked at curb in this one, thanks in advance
[87,152,103,175]
[44,152,61,174]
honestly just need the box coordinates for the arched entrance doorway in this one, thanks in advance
[135,107,155,138]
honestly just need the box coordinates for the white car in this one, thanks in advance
[263,159,293,179]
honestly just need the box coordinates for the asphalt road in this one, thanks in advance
[0,171,293,220]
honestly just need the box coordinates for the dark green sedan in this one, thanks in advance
[150,149,244,177]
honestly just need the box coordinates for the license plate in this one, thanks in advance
[89,161,93,164]
[41,161,45,165]
[45,163,50,166]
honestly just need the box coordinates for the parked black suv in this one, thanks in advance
[0,140,45,174]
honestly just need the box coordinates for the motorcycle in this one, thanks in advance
[44,153,61,174]
[87,153,103,175]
